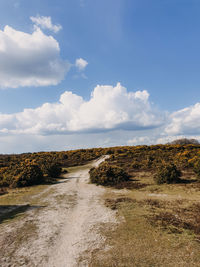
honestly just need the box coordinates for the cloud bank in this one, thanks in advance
[1,81,200,153]
[0,83,165,135]
[166,103,200,135]
[0,24,69,88]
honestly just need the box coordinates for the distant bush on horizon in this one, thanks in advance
[167,138,199,145]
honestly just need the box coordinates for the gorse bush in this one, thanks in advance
[193,160,200,180]
[1,144,200,189]
[0,162,44,188]
[0,148,103,188]
[46,163,62,178]
[14,163,44,187]
[40,161,62,178]
[154,163,181,184]
[89,162,129,186]
[131,160,142,170]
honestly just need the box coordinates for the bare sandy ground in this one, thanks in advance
[0,156,117,267]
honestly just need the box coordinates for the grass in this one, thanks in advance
[66,161,94,173]
[0,184,49,206]
[0,182,55,226]
[0,186,43,265]
[90,170,200,267]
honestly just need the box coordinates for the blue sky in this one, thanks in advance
[0,0,200,153]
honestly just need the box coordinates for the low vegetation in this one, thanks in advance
[1,138,200,265]
[1,139,200,188]
[167,138,200,145]
[0,161,44,188]
[0,148,103,188]
[87,139,200,266]
[90,171,200,266]
[89,162,129,186]
[193,160,200,179]
[153,163,181,184]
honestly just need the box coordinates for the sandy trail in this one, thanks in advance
[0,156,116,267]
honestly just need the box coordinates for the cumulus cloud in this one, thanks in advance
[0,83,165,135]
[30,15,62,33]
[165,103,200,135]
[0,25,69,88]
[75,58,88,71]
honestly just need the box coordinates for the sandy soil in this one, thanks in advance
[0,156,117,267]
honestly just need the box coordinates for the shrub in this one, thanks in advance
[193,160,200,180]
[3,162,44,188]
[131,161,142,170]
[154,163,181,184]
[89,162,129,186]
[40,161,62,178]
[168,138,199,145]
[45,163,62,178]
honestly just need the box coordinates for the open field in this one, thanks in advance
[90,170,200,267]
[1,144,200,266]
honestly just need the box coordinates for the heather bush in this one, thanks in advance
[89,162,129,186]
[154,163,181,184]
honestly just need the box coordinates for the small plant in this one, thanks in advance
[193,160,200,180]
[131,161,142,170]
[154,163,181,184]
[89,162,129,186]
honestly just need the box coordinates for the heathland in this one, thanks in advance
[0,141,200,266]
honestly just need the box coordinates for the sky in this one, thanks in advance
[0,0,200,153]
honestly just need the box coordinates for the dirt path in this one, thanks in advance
[0,156,116,267]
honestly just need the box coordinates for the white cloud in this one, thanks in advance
[30,15,62,33]
[0,83,165,135]
[0,25,70,88]
[165,103,200,135]
[75,58,88,71]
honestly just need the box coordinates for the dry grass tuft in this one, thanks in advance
[105,197,135,210]
[112,180,147,190]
